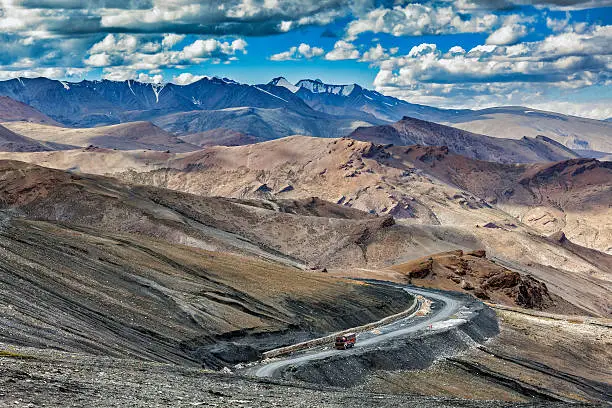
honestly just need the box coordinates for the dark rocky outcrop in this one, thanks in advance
[391,250,555,310]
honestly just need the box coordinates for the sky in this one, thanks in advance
[0,0,610,118]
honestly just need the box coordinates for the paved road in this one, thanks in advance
[251,286,468,378]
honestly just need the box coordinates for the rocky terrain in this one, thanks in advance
[349,117,579,163]
[179,128,259,147]
[2,343,597,408]
[0,161,421,369]
[1,136,608,317]
[0,116,608,406]
[442,106,612,154]
[391,250,555,308]
[396,145,612,255]
[361,308,611,404]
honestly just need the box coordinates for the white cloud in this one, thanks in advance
[297,43,324,59]
[486,18,529,45]
[85,35,248,71]
[325,40,360,61]
[171,72,207,85]
[529,100,612,120]
[346,4,503,39]
[371,25,612,114]
[0,67,89,81]
[161,34,185,49]
[269,49,296,61]
[360,43,394,62]
[269,43,324,61]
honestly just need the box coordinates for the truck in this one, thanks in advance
[334,333,356,350]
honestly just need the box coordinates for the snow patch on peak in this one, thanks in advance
[150,83,165,103]
[296,79,358,97]
[60,81,70,91]
[127,79,136,96]
[269,77,299,93]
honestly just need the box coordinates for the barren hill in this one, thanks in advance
[0,96,59,125]
[349,116,578,164]
[152,106,377,142]
[396,145,612,255]
[179,128,259,147]
[0,160,418,367]
[1,121,199,152]
[0,124,75,152]
[1,137,608,315]
[443,106,612,154]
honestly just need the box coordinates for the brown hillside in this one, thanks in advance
[1,121,199,152]
[0,96,59,125]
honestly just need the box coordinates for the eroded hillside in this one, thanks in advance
[0,161,417,368]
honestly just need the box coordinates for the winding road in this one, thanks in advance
[251,286,471,378]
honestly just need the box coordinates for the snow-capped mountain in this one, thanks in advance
[295,79,356,96]
[269,77,299,93]
[268,77,461,123]
[268,77,612,154]
[0,76,313,127]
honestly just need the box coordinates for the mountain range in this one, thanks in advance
[272,78,612,154]
[0,76,610,155]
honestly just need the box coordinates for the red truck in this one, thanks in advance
[334,333,356,350]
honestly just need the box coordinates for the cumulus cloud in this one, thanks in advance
[161,33,185,49]
[269,43,325,61]
[325,40,360,60]
[85,34,248,71]
[2,0,351,37]
[372,25,611,111]
[360,43,395,62]
[486,22,528,45]
[0,67,89,81]
[346,4,503,39]
[459,0,612,10]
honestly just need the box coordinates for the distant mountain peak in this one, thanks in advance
[294,79,360,97]
[269,77,299,93]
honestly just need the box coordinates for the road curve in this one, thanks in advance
[251,286,467,378]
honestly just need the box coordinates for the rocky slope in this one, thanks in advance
[0,161,418,368]
[152,106,376,142]
[179,128,259,147]
[443,106,612,154]
[361,308,612,404]
[1,137,607,315]
[2,344,588,408]
[390,250,560,311]
[396,145,612,255]
[349,116,578,163]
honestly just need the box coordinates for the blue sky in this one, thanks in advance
[0,1,610,118]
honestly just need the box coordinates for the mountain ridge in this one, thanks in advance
[0,76,609,154]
